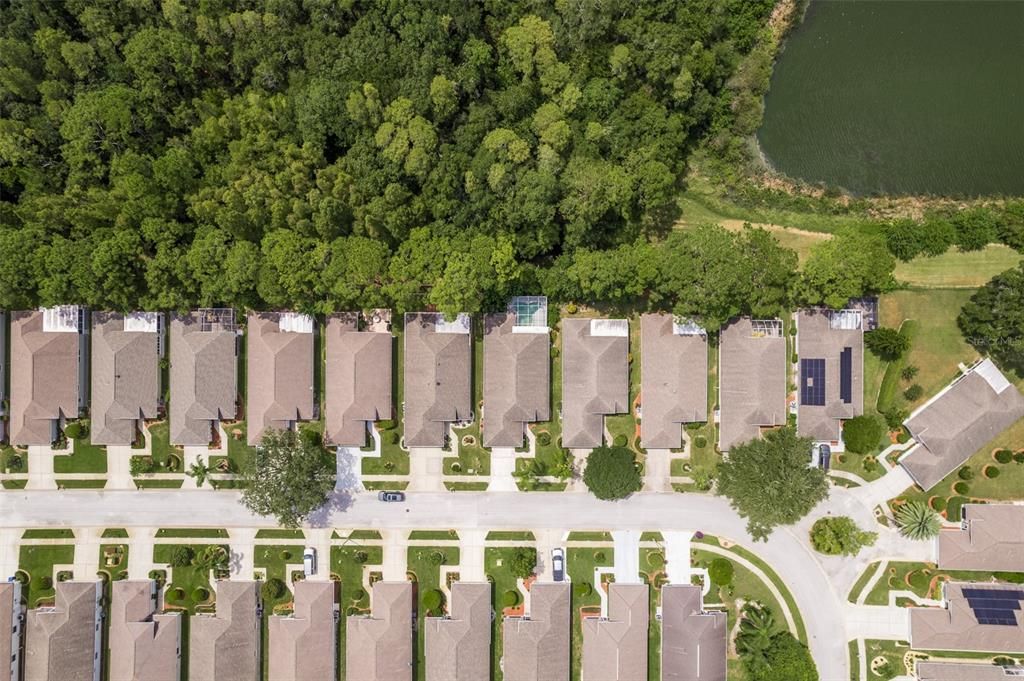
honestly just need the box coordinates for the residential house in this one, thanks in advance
[323,312,392,447]
[561,318,628,449]
[24,580,102,681]
[424,582,491,681]
[909,582,1024,653]
[581,583,648,681]
[639,314,708,450]
[188,581,261,681]
[90,312,161,446]
[109,580,181,681]
[403,313,472,448]
[916,661,1024,680]
[718,318,786,452]
[168,310,237,446]
[245,312,315,446]
[795,309,864,445]
[661,585,726,681]
[938,504,1024,572]
[346,581,413,681]
[0,582,23,681]
[502,582,570,681]
[268,581,337,681]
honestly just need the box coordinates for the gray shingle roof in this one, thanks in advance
[109,580,181,681]
[718,318,787,452]
[268,580,336,681]
[661,585,727,681]
[90,312,161,445]
[795,309,864,442]
[346,581,414,681]
[916,661,1020,680]
[403,313,472,448]
[9,310,82,446]
[938,504,1024,572]
[561,318,629,449]
[169,312,237,446]
[0,582,19,681]
[424,582,491,681]
[245,313,315,446]
[502,582,570,681]
[639,314,708,450]
[581,583,648,681]
[910,582,1024,653]
[902,359,1024,491]
[188,581,261,681]
[323,313,393,446]
[483,313,550,448]
[24,581,101,681]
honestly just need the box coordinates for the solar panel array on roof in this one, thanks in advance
[962,587,1024,626]
[800,358,826,406]
[840,347,853,404]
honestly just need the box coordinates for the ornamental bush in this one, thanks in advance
[536,432,552,446]
[903,384,924,402]
[575,582,592,598]
[169,546,194,568]
[261,578,285,601]
[995,449,1013,464]
[708,558,734,586]
[1015,452,1024,464]
[843,415,884,454]
[809,517,878,556]
[953,481,969,495]
[865,328,909,361]
[422,589,443,611]
[62,422,83,439]
[958,466,975,480]
[946,497,969,523]
[694,435,708,449]
[192,587,209,602]
[612,434,628,447]
[582,446,641,500]
[502,590,520,607]
[930,497,947,512]
[985,465,1001,478]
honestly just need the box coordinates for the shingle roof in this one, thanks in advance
[502,582,570,681]
[188,581,261,681]
[561,318,629,449]
[916,661,1020,680]
[938,504,1024,572]
[90,312,161,445]
[109,580,181,681]
[346,581,414,681]
[403,313,472,448]
[0,582,19,681]
[661,585,727,681]
[323,313,393,446]
[245,313,315,446]
[169,312,237,446]
[483,313,550,448]
[640,314,708,450]
[795,309,864,442]
[268,580,336,681]
[424,582,491,681]
[718,318,787,452]
[24,581,100,681]
[581,583,648,681]
[9,310,81,445]
[901,359,1024,491]
[910,582,1024,653]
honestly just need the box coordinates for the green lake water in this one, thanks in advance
[757,0,1024,197]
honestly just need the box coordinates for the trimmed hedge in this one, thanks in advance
[708,558,734,586]
[994,449,1013,464]
[930,496,947,512]
[953,481,969,495]
[984,465,1001,479]
[536,432,552,447]
[946,496,969,522]
[502,589,520,607]
[958,466,974,480]
[694,435,707,449]
[422,589,443,611]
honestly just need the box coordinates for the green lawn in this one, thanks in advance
[18,544,75,606]
[485,531,536,541]
[863,561,1024,605]
[847,562,880,603]
[156,529,229,538]
[847,640,859,681]
[407,545,460,681]
[135,479,184,489]
[146,420,183,468]
[521,319,570,489]
[2,445,27,473]
[331,541,385,679]
[23,529,75,539]
[894,244,1022,288]
[1,480,27,489]
[101,528,129,538]
[566,532,613,542]
[222,420,256,471]
[255,529,306,540]
[56,479,107,488]
[861,639,1014,680]
[447,420,491,476]
[605,318,643,455]
[53,438,107,473]
[364,323,408,476]
[254,544,305,595]
[567,547,614,681]
[486,547,531,680]
[671,339,719,493]
[99,543,129,580]
[408,530,458,540]
[153,543,227,614]
[346,529,382,540]
[640,549,666,681]
[361,480,409,491]
[444,481,488,491]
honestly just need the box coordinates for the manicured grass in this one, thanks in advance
[347,529,382,540]
[567,547,614,681]
[521,320,569,488]
[135,479,184,489]
[605,318,643,456]
[101,528,129,538]
[671,341,720,493]
[640,532,663,542]
[56,479,107,488]
[146,420,183,467]
[444,481,488,491]
[639,548,666,681]
[407,545,461,681]
[2,480,27,489]
[485,531,536,541]
[222,420,256,471]
[362,425,409,475]
[828,451,886,483]
[486,547,528,680]
[156,529,229,538]
[875,319,920,414]
[254,529,306,540]
[99,543,129,581]
[361,480,409,491]
[848,640,859,681]
[153,543,227,614]
[22,529,75,539]
[894,244,1022,288]
[847,562,881,603]
[408,530,459,540]
[566,532,613,542]
[2,445,27,473]
[863,561,1024,605]
[18,544,75,606]
[53,438,107,473]
[447,423,491,476]
[329,541,383,680]
[254,544,305,588]
[365,324,408,476]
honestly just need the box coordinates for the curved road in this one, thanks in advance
[0,488,850,681]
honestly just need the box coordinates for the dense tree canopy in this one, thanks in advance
[240,428,335,527]
[583,446,642,500]
[959,263,1024,376]
[809,517,877,556]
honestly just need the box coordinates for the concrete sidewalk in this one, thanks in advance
[611,530,641,584]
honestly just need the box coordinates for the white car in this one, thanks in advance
[303,547,317,577]
[551,548,565,582]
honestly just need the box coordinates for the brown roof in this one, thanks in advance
[323,313,393,446]
[268,580,336,681]
[403,313,472,448]
[661,585,727,681]
[795,309,864,442]
[109,580,181,681]
[0,582,20,681]
[902,359,1024,491]
[188,581,261,681]
[9,310,82,445]
[502,582,570,681]
[483,313,550,448]
[640,314,708,449]
[916,661,1022,680]
[424,582,491,681]
[24,580,101,681]
[90,312,161,445]
[561,318,629,449]
[346,581,413,681]
[910,582,1024,653]
[718,318,787,452]
[938,504,1024,572]
[245,313,315,446]
[169,312,237,445]
[581,583,649,681]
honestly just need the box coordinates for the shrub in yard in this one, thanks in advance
[13,571,28,585]
[995,449,1014,464]
[894,501,941,540]
[168,587,185,601]
[612,434,628,447]
[953,481,969,495]
[694,435,708,449]
[647,552,665,568]
[896,430,910,444]
[37,576,52,590]
[508,548,537,580]
[984,465,1001,478]
[377,420,396,431]
[502,590,520,607]
[575,582,592,597]
[422,589,443,611]
[351,588,365,601]
[594,551,606,562]
[536,432,552,447]
[903,384,924,402]
[865,327,910,361]
[901,365,919,381]
[429,551,446,566]
[62,422,83,439]
[383,430,399,445]
[930,497,947,512]
[791,352,798,364]
[958,466,974,480]
[1015,452,1024,464]
[946,496,969,522]
[809,517,878,556]
[863,456,878,473]
[582,446,641,500]
[169,546,194,567]
[280,550,292,561]
[708,558,734,586]
[261,578,285,601]
[842,416,884,454]
[192,587,209,602]
[884,408,908,430]
[355,551,369,564]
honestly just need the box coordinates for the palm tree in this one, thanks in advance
[187,455,211,488]
[735,602,775,669]
[894,501,942,540]
[195,546,228,572]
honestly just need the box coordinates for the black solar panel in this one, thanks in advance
[800,359,826,406]
[963,588,1024,599]
[962,588,1024,626]
[840,347,853,403]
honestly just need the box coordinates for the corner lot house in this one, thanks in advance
[581,583,648,681]
[900,358,1024,490]
[168,309,237,446]
[562,318,628,449]
[245,312,315,446]
[323,312,392,447]
[938,503,1024,572]
[482,299,550,448]
[795,309,863,445]
[188,581,261,681]
[909,581,1024,653]
[346,581,414,681]
[916,661,1024,680]
[639,313,707,450]
[9,307,87,446]
[0,582,22,681]
[90,312,161,446]
[109,580,181,681]
[24,580,102,681]
[661,585,727,681]
[502,582,570,681]
[403,312,472,448]
[718,318,786,452]
[268,581,337,681]
[424,582,490,681]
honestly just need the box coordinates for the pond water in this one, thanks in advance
[757,1,1024,197]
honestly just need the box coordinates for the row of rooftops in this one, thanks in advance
[0,577,724,681]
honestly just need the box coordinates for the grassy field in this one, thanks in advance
[23,529,75,539]
[407,545,460,681]
[18,544,75,606]
[54,438,107,473]
[153,543,227,614]
[156,528,228,538]
[894,244,1022,288]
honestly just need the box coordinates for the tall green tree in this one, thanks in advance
[958,263,1024,375]
[240,429,336,527]
[800,230,895,309]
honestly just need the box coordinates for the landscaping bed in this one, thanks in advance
[18,544,76,606]
[407,546,460,681]
[567,547,614,681]
[153,543,228,614]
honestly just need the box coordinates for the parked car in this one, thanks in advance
[303,547,317,577]
[551,548,565,582]
[377,490,406,502]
